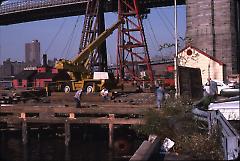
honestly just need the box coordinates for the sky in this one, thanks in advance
[0,4,186,65]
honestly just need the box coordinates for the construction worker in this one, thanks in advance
[200,78,218,109]
[74,89,82,108]
[100,87,109,101]
[207,77,218,100]
[155,82,165,110]
[45,84,51,97]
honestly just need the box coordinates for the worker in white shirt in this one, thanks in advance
[74,89,82,108]
[100,87,109,101]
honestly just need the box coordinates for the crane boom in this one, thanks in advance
[74,19,124,63]
[53,19,124,93]
[55,19,124,72]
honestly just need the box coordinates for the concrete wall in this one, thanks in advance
[178,46,224,84]
[186,0,238,76]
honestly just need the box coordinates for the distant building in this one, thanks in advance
[47,58,57,67]
[0,58,27,78]
[12,61,27,75]
[150,59,175,88]
[151,58,174,77]
[25,40,41,66]
[12,55,69,89]
[2,58,13,77]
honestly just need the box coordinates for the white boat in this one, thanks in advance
[208,96,240,120]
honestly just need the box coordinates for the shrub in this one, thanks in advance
[132,96,224,160]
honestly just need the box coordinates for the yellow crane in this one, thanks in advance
[54,19,124,93]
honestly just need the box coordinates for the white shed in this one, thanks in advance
[178,46,226,84]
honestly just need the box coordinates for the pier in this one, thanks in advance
[0,104,150,147]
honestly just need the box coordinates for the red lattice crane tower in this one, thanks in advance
[116,0,154,84]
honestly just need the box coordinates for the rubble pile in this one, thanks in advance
[113,92,156,105]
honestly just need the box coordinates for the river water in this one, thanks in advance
[0,125,142,161]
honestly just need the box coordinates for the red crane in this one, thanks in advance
[116,0,154,85]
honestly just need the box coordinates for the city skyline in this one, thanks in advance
[0,5,186,65]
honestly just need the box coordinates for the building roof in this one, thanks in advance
[14,70,37,79]
[178,45,225,65]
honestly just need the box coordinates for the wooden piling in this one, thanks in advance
[20,113,26,119]
[69,113,75,119]
[108,114,115,149]
[22,119,27,144]
[65,120,70,146]
[0,105,145,146]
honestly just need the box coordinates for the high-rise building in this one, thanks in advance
[25,40,41,66]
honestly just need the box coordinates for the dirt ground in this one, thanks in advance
[48,91,157,107]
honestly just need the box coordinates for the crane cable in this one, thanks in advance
[61,16,81,59]
[143,22,158,54]
[155,7,184,41]
[45,18,66,54]
[154,8,175,40]
[142,16,164,57]
[146,18,162,52]
[158,8,175,30]
[154,8,180,55]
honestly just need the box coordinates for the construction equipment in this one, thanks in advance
[79,0,108,72]
[117,0,154,86]
[54,19,124,93]
[54,0,154,93]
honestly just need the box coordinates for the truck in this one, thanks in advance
[54,19,124,93]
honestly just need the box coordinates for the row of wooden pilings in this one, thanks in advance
[1,104,148,151]
[21,113,118,148]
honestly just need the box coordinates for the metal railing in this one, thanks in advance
[0,0,88,14]
[192,107,240,160]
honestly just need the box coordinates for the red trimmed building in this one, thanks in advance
[178,46,226,84]
[13,67,37,88]
[12,54,70,89]
[13,66,70,89]
[34,67,58,88]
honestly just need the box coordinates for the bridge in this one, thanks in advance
[0,0,185,25]
[0,0,239,77]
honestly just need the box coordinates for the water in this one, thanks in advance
[0,125,142,161]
